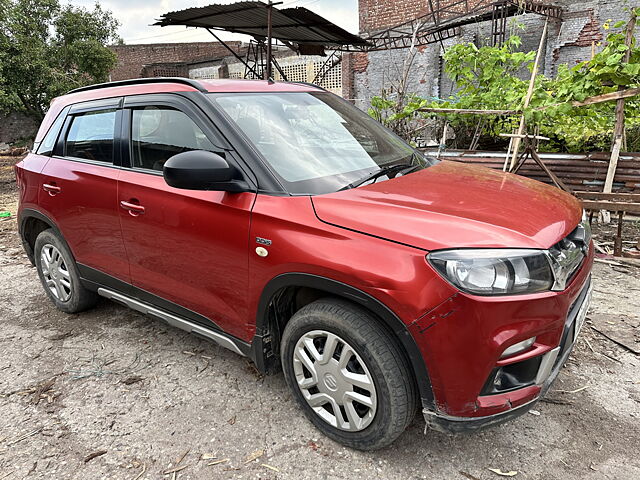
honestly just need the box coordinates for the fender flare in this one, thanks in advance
[254,272,435,408]
[17,208,64,263]
[18,208,61,233]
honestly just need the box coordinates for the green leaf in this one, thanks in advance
[623,63,640,76]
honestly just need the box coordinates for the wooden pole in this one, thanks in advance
[419,107,518,115]
[436,122,448,159]
[603,11,637,220]
[419,87,640,116]
[509,19,549,171]
[503,134,514,172]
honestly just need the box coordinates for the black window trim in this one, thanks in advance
[120,93,257,191]
[55,100,123,168]
[198,91,285,195]
[123,99,224,176]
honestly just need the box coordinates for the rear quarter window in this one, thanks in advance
[35,110,67,156]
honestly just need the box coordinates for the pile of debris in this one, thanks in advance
[0,143,28,157]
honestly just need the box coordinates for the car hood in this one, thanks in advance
[311,161,582,251]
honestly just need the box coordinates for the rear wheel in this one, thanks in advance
[281,299,416,450]
[34,229,98,313]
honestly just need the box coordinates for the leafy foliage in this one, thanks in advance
[370,9,640,152]
[368,92,427,141]
[0,0,120,120]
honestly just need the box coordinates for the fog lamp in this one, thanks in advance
[500,337,536,359]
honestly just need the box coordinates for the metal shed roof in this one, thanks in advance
[154,1,368,47]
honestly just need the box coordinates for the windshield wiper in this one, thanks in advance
[339,162,419,191]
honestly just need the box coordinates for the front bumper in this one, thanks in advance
[423,277,592,433]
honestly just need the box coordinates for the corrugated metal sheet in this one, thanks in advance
[422,149,640,194]
[155,2,368,47]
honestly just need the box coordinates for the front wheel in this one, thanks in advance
[281,299,416,450]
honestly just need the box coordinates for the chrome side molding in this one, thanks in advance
[97,288,244,356]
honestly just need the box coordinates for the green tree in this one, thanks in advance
[0,0,120,120]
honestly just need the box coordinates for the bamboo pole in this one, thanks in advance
[419,107,518,115]
[418,87,640,116]
[436,122,449,159]
[503,133,514,172]
[509,19,549,171]
[603,10,637,221]
[571,87,640,107]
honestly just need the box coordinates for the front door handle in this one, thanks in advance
[120,200,145,216]
[43,183,61,195]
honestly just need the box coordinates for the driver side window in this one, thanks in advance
[131,106,215,172]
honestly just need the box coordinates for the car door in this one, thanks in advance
[117,94,256,340]
[38,98,131,284]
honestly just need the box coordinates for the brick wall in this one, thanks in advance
[108,42,243,81]
[359,0,494,33]
[142,63,189,78]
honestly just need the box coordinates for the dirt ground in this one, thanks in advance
[1,155,639,480]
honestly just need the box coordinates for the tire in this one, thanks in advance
[34,229,99,313]
[281,298,417,450]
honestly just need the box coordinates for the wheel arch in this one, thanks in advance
[252,272,435,409]
[18,208,65,265]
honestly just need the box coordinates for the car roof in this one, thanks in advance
[60,77,321,105]
[36,78,323,143]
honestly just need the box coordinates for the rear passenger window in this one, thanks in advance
[131,107,215,171]
[65,110,116,163]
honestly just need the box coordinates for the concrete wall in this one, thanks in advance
[0,112,38,145]
[351,0,634,111]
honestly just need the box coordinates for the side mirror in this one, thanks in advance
[163,150,249,192]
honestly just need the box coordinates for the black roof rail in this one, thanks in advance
[68,77,208,94]
[286,81,327,92]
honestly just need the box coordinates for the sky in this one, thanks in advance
[69,0,359,45]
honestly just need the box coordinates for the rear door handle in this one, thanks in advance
[43,183,61,195]
[120,200,145,215]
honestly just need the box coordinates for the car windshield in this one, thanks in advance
[209,92,436,194]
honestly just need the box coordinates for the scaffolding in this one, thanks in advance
[359,1,563,51]
[155,1,563,83]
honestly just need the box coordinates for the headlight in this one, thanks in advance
[578,213,592,246]
[547,217,591,291]
[427,249,554,296]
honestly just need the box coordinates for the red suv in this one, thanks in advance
[15,78,593,450]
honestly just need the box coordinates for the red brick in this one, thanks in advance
[359,0,495,33]
[353,52,370,73]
